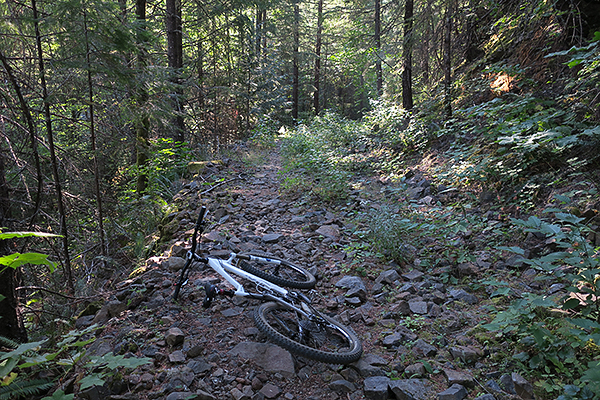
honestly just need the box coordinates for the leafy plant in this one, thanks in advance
[364,100,430,152]
[546,31,600,119]
[361,207,419,263]
[279,113,365,201]
[482,198,600,399]
[0,325,151,399]
[249,116,279,147]
[0,231,59,274]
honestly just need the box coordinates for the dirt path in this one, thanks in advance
[80,145,531,400]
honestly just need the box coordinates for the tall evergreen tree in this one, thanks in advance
[292,0,300,120]
[167,0,185,142]
[32,0,74,294]
[313,0,324,115]
[402,0,414,110]
[135,0,151,194]
[374,0,383,96]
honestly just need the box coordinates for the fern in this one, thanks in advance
[0,378,53,400]
[0,335,19,350]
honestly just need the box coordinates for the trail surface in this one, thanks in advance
[81,145,534,400]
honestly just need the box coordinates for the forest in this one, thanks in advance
[1,0,600,398]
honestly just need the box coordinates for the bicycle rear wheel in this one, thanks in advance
[237,253,316,289]
[254,301,362,364]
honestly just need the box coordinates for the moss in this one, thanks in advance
[78,301,104,318]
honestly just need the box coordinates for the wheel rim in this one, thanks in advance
[238,254,316,289]
[261,303,359,358]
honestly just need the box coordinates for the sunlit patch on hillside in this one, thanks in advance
[489,72,516,94]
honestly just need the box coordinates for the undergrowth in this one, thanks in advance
[276,68,600,398]
[483,195,600,399]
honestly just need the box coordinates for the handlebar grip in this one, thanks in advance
[195,206,207,227]
[190,206,207,254]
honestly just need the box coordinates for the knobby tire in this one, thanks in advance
[238,254,316,289]
[254,301,362,364]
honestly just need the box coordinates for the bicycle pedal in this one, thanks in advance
[202,283,217,308]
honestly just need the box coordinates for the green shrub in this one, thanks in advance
[279,113,368,201]
[364,100,430,152]
[0,325,151,400]
[483,198,600,399]
[361,205,421,263]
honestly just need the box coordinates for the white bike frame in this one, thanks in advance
[204,252,289,299]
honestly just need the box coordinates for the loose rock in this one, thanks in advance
[364,376,390,400]
[438,384,468,400]
[166,327,185,347]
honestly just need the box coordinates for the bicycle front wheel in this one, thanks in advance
[254,302,362,364]
[237,253,316,289]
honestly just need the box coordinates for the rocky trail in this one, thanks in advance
[76,145,542,400]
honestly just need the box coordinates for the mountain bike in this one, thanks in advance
[172,206,363,365]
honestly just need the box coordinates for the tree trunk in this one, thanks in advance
[402,0,414,110]
[166,0,185,142]
[0,150,27,342]
[374,0,383,96]
[135,0,150,194]
[443,0,453,119]
[197,2,205,110]
[32,0,74,294]
[0,49,43,229]
[83,11,107,257]
[313,0,324,115]
[256,7,264,60]
[292,0,300,121]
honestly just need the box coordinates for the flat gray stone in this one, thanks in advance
[354,354,387,377]
[228,342,295,378]
[260,383,281,399]
[166,391,215,400]
[505,254,526,268]
[204,230,226,242]
[187,358,212,374]
[499,374,516,394]
[347,285,367,301]
[412,339,437,357]
[403,270,424,281]
[346,296,363,305]
[389,379,434,400]
[405,362,426,377]
[408,300,428,315]
[86,338,113,356]
[168,256,186,271]
[329,379,356,393]
[220,307,243,317]
[475,395,496,400]
[75,315,95,329]
[443,369,475,388]
[376,270,401,285]
[449,345,482,364]
[364,376,390,400]
[262,233,282,243]
[336,276,366,291]
[169,350,186,363]
[448,289,478,304]
[383,332,404,348]
[438,384,467,400]
[166,327,185,347]
[484,380,503,394]
[316,224,341,241]
[512,372,534,399]
[187,344,204,358]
